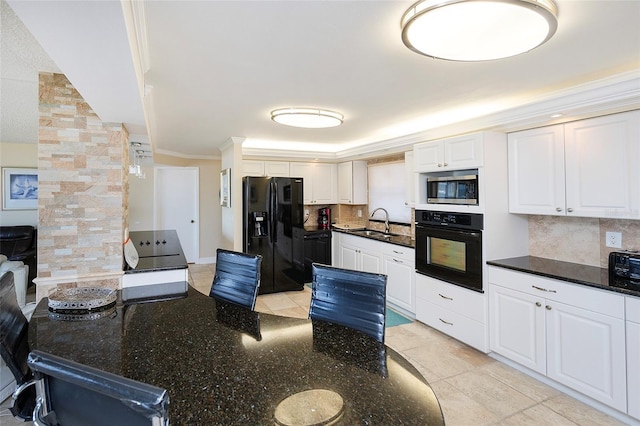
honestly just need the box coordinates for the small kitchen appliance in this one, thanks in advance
[318,207,331,230]
[609,251,640,289]
[426,169,478,206]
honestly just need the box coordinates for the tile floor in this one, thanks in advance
[0,264,628,425]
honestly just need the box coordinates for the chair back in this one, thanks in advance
[310,263,387,343]
[210,249,262,310]
[0,271,35,420]
[26,350,169,426]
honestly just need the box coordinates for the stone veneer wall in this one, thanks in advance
[36,73,129,301]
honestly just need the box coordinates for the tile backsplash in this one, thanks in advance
[529,215,640,268]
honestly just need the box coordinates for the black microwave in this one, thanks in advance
[426,172,478,205]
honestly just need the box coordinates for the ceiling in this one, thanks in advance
[2,0,640,161]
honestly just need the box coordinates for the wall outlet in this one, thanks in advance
[606,231,622,248]
[357,209,362,218]
[304,209,309,216]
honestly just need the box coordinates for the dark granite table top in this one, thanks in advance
[487,256,640,298]
[124,230,188,273]
[28,287,444,425]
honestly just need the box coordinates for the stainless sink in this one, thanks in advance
[351,229,395,239]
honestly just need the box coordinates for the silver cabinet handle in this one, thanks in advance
[437,163,443,167]
[532,285,557,293]
[393,259,403,264]
[567,208,574,212]
[393,250,404,255]
[443,163,448,167]
[438,293,453,300]
[556,207,562,212]
[536,302,542,307]
[546,305,552,310]
[439,318,453,326]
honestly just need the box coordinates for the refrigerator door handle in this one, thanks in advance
[270,179,277,243]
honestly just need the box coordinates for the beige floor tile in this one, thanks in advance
[258,293,299,311]
[429,379,499,426]
[480,361,560,403]
[444,370,537,419]
[499,404,580,426]
[542,394,626,426]
[271,306,309,319]
[402,340,479,380]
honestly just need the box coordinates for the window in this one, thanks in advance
[368,161,411,224]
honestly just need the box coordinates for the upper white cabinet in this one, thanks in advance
[242,160,290,177]
[290,162,337,205]
[508,110,640,219]
[404,151,414,207]
[338,161,367,204]
[414,133,484,172]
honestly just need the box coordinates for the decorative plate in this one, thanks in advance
[48,306,117,321]
[48,287,117,312]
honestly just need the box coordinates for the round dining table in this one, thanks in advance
[28,285,444,425]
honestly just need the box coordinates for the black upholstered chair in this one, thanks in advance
[0,271,35,421]
[309,263,387,343]
[209,249,262,310]
[13,350,169,426]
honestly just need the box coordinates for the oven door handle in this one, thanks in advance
[416,224,481,237]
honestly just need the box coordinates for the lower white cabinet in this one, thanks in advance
[383,245,415,315]
[338,233,382,273]
[488,266,627,413]
[415,273,487,352]
[627,296,640,420]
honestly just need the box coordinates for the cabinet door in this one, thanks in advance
[444,133,483,169]
[340,243,358,271]
[546,300,627,412]
[414,141,443,171]
[384,254,415,314]
[337,162,354,204]
[489,285,546,374]
[360,247,382,273]
[243,160,265,176]
[627,320,640,420]
[290,163,313,204]
[508,125,566,215]
[564,110,640,219]
[404,151,414,207]
[312,163,338,205]
[264,161,289,177]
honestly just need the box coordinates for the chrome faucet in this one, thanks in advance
[370,208,390,234]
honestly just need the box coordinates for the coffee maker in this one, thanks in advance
[317,207,331,230]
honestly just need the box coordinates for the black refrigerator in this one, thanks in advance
[243,176,305,294]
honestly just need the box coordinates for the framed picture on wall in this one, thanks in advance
[220,168,231,208]
[2,168,38,210]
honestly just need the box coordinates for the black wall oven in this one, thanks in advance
[415,210,484,292]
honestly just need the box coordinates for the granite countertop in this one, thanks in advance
[331,227,415,249]
[487,256,640,298]
[28,287,444,425]
[124,230,188,273]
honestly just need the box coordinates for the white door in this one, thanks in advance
[155,167,199,263]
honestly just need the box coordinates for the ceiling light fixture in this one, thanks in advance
[271,108,343,128]
[401,0,558,61]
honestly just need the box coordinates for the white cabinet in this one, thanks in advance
[508,110,640,219]
[404,151,414,207]
[415,273,487,352]
[338,161,367,204]
[242,160,290,177]
[338,233,382,273]
[414,133,483,172]
[627,296,640,420]
[383,244,415,316]
[488,266,627,412]
[290,162,337,205]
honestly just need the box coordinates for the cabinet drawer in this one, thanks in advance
[416,299,487,352]
[382,244,413,261]
[416,273,485,323]
[341,234,383,254]
[627,296,640,324]
[487,267,624,319]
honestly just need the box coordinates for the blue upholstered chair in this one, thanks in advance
[209,249,262,310]
[0,271,35,421]
[309,263,387,343]
[13,350,169,426]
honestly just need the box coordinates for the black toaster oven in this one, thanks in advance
[609,251,640,283]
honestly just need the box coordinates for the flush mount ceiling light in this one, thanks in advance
[401,0,558,61]
[271,108,343,128]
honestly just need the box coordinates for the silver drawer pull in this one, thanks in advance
[532,285,557,293]
[393,250,403,254]
[439,318,453,326]
[438,293,453,300]
[393,259,403,264]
